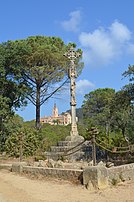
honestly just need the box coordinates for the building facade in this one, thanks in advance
[40,104,72,125]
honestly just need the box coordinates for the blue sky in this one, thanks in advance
[1,0,134,121]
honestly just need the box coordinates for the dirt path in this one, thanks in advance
[0,170,134,202]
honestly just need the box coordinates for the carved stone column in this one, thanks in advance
[64,46,81,139]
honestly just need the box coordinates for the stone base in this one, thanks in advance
[71,135,84,142]
[65,135,84,142]
[45,135,85,161]
[65,136,72,141]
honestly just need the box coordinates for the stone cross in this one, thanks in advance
[64,46,81,138]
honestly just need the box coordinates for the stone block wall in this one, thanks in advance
[83,163,134,190]
[0,162,134,189]
[83,166,108,190]
[0,163,82,183]
[0,163,12,171]
[107,163,134,183]
[23,166,83,183]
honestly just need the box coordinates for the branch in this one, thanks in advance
[40,78,69,106]
[23,72,36,85]
[26,95,36,106]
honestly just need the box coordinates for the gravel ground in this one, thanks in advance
[0,170,134,202]
[0,193,7,202]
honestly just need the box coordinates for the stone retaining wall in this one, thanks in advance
[108,163,134,183]
[23,166,83,183]
[0,163,12,171]
[0,162,134,189]
[83,163,134,190]
[0,162,82,184]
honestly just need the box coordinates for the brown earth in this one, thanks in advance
[0,170,134,202]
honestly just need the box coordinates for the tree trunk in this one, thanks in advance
[19,132,23,162]
[0,117,2,132]
[105,122,109,161]
[36,84,41,129]
[122,127,125,138]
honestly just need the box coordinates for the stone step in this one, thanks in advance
[57,141,70,146]
[45,136,87,161]
[45,149,85,161]
[45,151,63,161]
[57,140,84,147]
[50,146,73,153]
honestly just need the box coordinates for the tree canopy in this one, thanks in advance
[82,87,133,147]
[82,88,115,127]
[0,43,27,136]
[123,65,134,102]
[1,36,83,128]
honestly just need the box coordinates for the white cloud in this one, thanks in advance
[127,44,134,54]
[61,10,81,32]
[76,79,95,94]
[110,21,131,42]
[79,20,134,66]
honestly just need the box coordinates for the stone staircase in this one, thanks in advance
[45,138,92,161]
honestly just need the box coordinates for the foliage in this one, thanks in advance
[0,96,11,124]
[122,65,134,143]
[4,119,71,158]
[0,114,24,152]
[123,65,134,102]
[126,107,134,143]
[0,43,28,110]
[0,43,28,136]
[5,128,39,157]
[82,87,134,147]
[82,88,115,133]
[110,89,133,139]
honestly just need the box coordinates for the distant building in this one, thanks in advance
[40,104,72,125]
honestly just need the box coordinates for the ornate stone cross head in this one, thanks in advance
[64,46,81,62]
